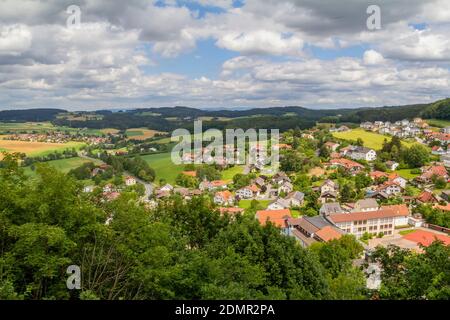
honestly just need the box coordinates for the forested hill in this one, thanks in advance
[1,98,449,130]
[0,109,65,122]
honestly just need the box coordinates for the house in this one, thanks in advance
[236,185,260,199]
[125,176,136,186]
[320,179,338,195]
[278,181,293,194]
[285,191,305,207]
[385,161,399,171]
[352,199,379,212]
[327,207,409,239]
[347,146,377,162]
[337,126,350,132]
[320,202,345,216]
[214,190,234,205]
[369,171,388,180]
[319,191,338,204]
[442,126,450,134]
[160,184,174,192]
[416,190,440,204]
[103,192,120,201]
[360,122,374,130]
[182,171,197,177]
[103,184,114,193]
[324,141,340,152]
[174,187,190,198]
[376,181,403,196]
[432,146,446,155]
[416,165,449,184]
[219,207,244,217]
[199,180,228,191]
[272,172,291,185]
[289,216,343,247]
[329,158,365,175]
[388,173,407,188]
[255,209,292,232]
[267,198,291,210]
[254,176,267,188]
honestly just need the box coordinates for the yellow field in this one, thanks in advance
[0,136,84,159]
[332,128,417,150]
[100,128,120,135]
[126,128,164,141]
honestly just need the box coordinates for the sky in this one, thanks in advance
[0,0,449,111]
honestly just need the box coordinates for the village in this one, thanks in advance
[76,117,450,263]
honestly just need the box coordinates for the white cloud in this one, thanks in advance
[363,50,385,65]
[0,25,32,56]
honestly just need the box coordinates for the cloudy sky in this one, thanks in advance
[0,0,449,110]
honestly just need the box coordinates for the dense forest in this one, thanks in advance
[2,98,449,131]
[0,154,448,300]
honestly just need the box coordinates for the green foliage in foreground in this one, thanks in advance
[0,154,368,300]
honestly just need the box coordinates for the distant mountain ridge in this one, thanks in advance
[1,99,449,128]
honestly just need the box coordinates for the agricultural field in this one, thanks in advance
[100,128,120,135]
[23,157,102,177]
[0,136,85,159]
[332,128,418,150]
[126,128,164,141]
[425,119,450,128]
[141,152,184,184]
[0,121,106,136]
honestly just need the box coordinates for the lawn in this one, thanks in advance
[238,199,272,209]
[399,229,416,236]
[395,169,420,180]
[221,165,245,181]
[141,152,184,185]
[24,157,102,176]
[332,128,417,150]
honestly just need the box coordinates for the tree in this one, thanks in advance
[340,183,356,202]
[403,145,430,168]
[356,138,364,146]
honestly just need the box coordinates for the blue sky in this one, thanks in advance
[0,0,449,110]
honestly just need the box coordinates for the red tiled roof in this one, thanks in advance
[417,191,438,203]
[433,203,450,212]
[215,190,233,201]
[380,204,410,216]
[330,158,364,169]
[370,171,388,179]
[403,230,450,246]
[328,208,405,223]
[256,209,292,228]
[211,180,227,187]
[315,226,343,242]
[182,171,197,177]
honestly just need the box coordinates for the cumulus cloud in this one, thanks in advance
[0,0,449,110]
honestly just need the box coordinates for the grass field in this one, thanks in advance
[332,128,417,150]
[23,157,102,176]
[141,152,184,184]
[221,165,244,181]
[126,128,163,141]
[394,169,420,180]
[0,138,85,159]
[426,119,450,128]
[238,199,272,209]
[0,122,105,136]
